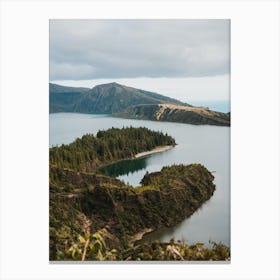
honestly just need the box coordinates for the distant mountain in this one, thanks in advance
[49,82,189,114]
[114,103,230,126]
[49,84,90,113]
[50,82,230,126]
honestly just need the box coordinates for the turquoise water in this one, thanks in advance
[50,113,230,246]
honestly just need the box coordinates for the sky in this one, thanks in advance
[50,19,230,111]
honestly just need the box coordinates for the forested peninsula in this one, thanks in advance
[50,127,230,261]
[50,127,176,171]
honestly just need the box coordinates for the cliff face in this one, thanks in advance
[50,83,229,127]
[50,164,215,259]
[114,103,230,126]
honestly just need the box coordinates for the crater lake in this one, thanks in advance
[50,113,230,247]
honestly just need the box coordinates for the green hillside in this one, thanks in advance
[49,82,188,114]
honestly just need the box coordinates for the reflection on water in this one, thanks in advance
[140,199,214,245]
[98,157,148,179]
[50,113,230,247]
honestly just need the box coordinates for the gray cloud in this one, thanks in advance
[50,19,230,80]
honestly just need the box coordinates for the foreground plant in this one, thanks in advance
[62,233,230,261]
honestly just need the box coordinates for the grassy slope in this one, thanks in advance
[49,82,188,114]
[50,164,216,260]
[114,103,230,126]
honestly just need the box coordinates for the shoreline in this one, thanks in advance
[134,145,174,159]
[97,145,175,171]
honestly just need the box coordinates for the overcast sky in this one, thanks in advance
[50,19,230,107]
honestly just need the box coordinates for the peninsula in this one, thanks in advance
[49,127,229,261]
[50,82,230,127]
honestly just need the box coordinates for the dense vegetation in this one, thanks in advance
[50,163,218,260]
[121,239,230,261]
[50,82,188,114]
[50,127,176,172]
[49,127,229,261]
[58,231,230,261]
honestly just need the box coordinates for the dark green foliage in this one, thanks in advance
[98,157,147,178]
[50,127,176,172]
[50,163,217,260]
[49,127,228,261]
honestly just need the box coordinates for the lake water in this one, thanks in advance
[50,113,230,247]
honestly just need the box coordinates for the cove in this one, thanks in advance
[50,113,230,246]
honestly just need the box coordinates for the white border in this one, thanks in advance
[0,1,279,279]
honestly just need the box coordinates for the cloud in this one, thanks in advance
[50,19,230,80]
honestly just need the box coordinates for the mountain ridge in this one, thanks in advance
[49,82,230,126]
[50,82,189,114]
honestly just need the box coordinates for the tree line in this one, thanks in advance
[50,126,176,172]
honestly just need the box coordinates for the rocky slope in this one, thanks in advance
[114,103,230,126]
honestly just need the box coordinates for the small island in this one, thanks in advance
[50,127,229,261]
